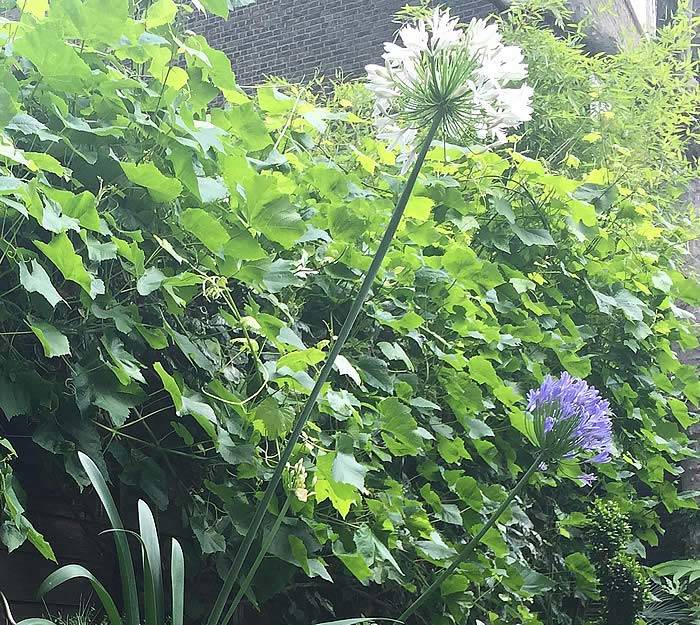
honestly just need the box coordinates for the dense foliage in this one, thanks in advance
[0,1,698,625]
[584,500,649,624]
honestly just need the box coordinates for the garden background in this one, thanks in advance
[0,0,698,624]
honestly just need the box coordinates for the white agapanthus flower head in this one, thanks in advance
[366,8,533,166]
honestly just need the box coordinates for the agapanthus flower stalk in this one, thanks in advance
[211,12,535,625]
[397,373,613,623]
[366,8,533,170]
[207,108,445,625]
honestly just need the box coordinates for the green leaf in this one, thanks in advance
[405,196,434,221]
[557,351,592,378]
[453,475,483,510]
[236,258,302,292]
[137,267,166,296]
[171,540,185,625]
[510,563,555,595]
[416,532,457,561]
[39,198,80,234]
[43,189,101,232]
[28,318,70,358]
[221,225,266,262]
[77,453,139,625]
[94,393,134,428]
[565,552,598,599]
[38,565,123,625]
[14,22,92,91]
[121,162,182,203]
[7,113,60,142]
[153,363,183,412]
[0,375,31,419]
[334,549,372,582]
[332,452,367,490]
[437,436,471,464]
[327,201,367,241]
[378,310,424,333]
[146,0,177,27]
[357,355,394,392]
[34,233,92,295]
[467,356,500,388]
[441,574,469,596]
[480,526,508,558]
[0,86,19,128]
[316,453,361,518]
[0,521,25,552]
[379,398,421,456]
[199,0,229,17]
[59,0,130,44]
[334,355,362,385]
[442,370,484,421]
[227,103,272,150]
[668,398,695,428]
[184,35,248,103]
[19,260,63,307]
[85,237,118,262]
[289,535,310,575]
[464,418,494,439]
[191,515,226,554]
[258,86,295,115]
[245,192,305,249]
[181,393,217,439]
[253,397,294,439]
[138,501,164,625]
[26,152,64,177]
[652,559,700,584]
[651,271,673,293]
[180,208,230,254]
[511,225,556,246]
[615,289,646,322]
[509,409,538,445]
[101,335,145,385]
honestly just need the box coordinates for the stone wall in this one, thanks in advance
[186,0,493,86]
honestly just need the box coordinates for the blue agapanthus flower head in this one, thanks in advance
[527,372,613,469]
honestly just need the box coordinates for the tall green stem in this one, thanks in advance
[207,114,443,625]
[221,497,292,625]
[397,451,545,623]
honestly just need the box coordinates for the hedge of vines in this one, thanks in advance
[0,1,698,624]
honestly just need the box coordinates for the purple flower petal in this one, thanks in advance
[528,372,613,469]
[578,473,596,486]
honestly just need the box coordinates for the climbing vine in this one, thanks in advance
[0,1,697,624]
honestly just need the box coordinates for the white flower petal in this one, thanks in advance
[366,8,533,153]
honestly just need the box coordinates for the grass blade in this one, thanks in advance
[171,539,185,625]
[138,501,164,625]
[38,565,123,625]
[2,592,57,625]
[78,452,139,625]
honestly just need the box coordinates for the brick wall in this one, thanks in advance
[186,0,494,86]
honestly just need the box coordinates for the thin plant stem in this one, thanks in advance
[397,450,545,623]
[221,496,293,625]
[207,113,443,625]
